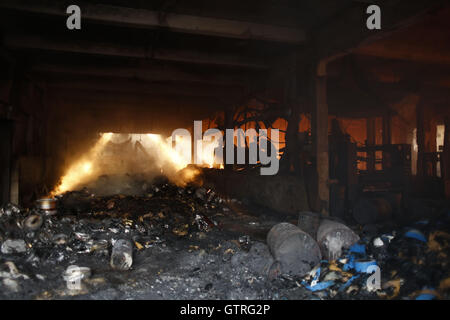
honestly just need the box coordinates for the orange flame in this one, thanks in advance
[51,133,223,195]
[51,133,113,196]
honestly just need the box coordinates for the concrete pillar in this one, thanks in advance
[0,120,13,205]
[0,54,15,205]
[10,159,19,205]
[382,113,391,145]
[382,112,391,171]
[285,54,301,174]
[417,101,437,177]
[224,105,234,172]
[444,117,450,198]
[416,101,425,177]
[311,61,329,215]
[366,117,376,172]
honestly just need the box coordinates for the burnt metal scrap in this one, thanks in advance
[0,178,448,300]
[0,178,226,299]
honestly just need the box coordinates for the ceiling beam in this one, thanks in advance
[47,88,228,113]
[0,0,306,44]
[30,63,257,86]
[40,76,244,98]
[4,34,268,69]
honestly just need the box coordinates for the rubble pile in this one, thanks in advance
[0,176,449,300]
[297,213,450,300]
[0,178,231,299]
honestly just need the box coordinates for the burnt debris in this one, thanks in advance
[0,177,449,300]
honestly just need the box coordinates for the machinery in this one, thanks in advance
[329,127,412,223]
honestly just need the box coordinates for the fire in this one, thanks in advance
[147,134,189,171]
[51,132,223,195]
[51,133,113,196]
[82,162,92,173]
[147,133,221,170]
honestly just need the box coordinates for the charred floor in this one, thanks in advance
[0,0,449,300]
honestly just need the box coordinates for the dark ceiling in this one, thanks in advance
[0,0,448,129]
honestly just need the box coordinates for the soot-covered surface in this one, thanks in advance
[0,177,449,300]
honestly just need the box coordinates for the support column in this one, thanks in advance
[366,117,376,173]
[284,54,301,174]
[382,112,391,171]
[426,114,437,177]
[0,53,15,205]
[416,102,425,177]
[443,117,450,198]
[224,104,234,172]
[10,160,19,205]
[417,100,437,177]
[382,112,391,145]
[0,120,13,205]
[312,61,329,215]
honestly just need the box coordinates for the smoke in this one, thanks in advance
[51,133,204,196]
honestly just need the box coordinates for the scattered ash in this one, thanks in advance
[0,177,449,300]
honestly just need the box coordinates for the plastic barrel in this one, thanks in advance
[267,223,321,276]
[316,219,360,261]
[297,211,321,238]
